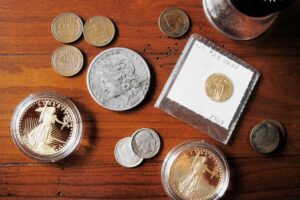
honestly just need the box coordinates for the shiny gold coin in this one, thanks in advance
[169,146,224,200]
[158,8,190,38]
[205,73,233,102]
[51,12,83,43]
[83,16,115,47]
[51,45,84,77]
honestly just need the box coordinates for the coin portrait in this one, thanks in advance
[51,45,84,77]
[131,128,160,159]
[83,16,115,47]
[205,73,233,102]
[51,12,83,43]
[87,48,151,111]
[11,93,83,161]
[159,8,190,38]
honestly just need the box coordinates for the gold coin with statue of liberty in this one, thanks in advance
[205,73,233,102]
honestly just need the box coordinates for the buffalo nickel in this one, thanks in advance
[51,12,83,43]
[205,73,233,102]
[86,48,151,111]
[114,137,143,168]
[83,16,115,47]
[250,120,283,154]
[131,128,161,159]
[51,45,84,77]
[158,8,190,38]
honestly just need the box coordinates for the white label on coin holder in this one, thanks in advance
[155,34,260,144]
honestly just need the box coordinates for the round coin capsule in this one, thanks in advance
[161,141,230,200]
[11,92,83,162]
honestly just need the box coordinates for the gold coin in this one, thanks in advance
[51,12,83,43]
[83,16,115,47]
[205,73,233,102]
[51,45,84,77]
[169,146,224,200]
[158,8,190,38]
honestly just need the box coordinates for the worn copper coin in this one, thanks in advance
[51,12,83,43]
[51,45,84,77]
[161,141,230,200]
[158,8,190,38]
[205,73,233,102]
[250,120,284,154]
[83,16,115,47]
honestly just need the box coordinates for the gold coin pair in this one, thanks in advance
[51,12,115,47]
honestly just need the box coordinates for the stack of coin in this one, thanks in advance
[114,128,161,168]
[250,119,286,154]
[158,8,190,38]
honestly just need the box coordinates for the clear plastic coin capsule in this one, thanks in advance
[11,92,83,162]
[161,141,230,200]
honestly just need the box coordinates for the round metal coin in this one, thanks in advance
[161,141,230,200]
[158,8,190,38]
[131,128,161,159]
[205,73,233,102]
[51,45,84,77]
[86,47,151,111]
[83,16,115,47]
[11,92,83,162]
[114,137,143,168]
[51,12,83,43]
[250,120,281,154]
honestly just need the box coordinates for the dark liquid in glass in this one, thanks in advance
[230,0,294,17]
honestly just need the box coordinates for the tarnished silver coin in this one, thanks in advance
[114,137,143,168]
[86,48,151,111]
[51,45,84,77]
[250,120,283,154]
[131,128,161,159]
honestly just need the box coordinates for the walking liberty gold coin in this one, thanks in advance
[205,73,233,102]
[83,16,115,47]
[250,120,284,154]
[11,92,83,162]
[158,8,190,38]
[51,12,83,43]
[161,141,230,200]
[51,45,84,77]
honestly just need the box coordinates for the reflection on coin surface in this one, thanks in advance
[51,12,83,43]
[250,121,281,154]
[205,73,233,102]
[51,45,84,77]
[11,92,83,161]
[114,137,143,168]
[131,128,161,159]
[83,16,115,47]
[159,8,190,38]
[161,141,229,200]
[87,48,151,111]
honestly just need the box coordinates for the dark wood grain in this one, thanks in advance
[0,0,299,199]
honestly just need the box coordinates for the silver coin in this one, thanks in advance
[86,48,151,111]
[114,137,143,168]
[131,128,161,159]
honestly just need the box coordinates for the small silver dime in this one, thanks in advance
[131,128,161,159]
[114,137,143,168]
[86,48,151,111]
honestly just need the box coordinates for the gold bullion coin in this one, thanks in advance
[51,12,83,43]
[83,16,115,47]
[51,45,84,77]
[205,73,233,102]
[158,8,190,38]
[169,146,224,200]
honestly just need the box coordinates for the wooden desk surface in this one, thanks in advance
[0,0,299,199]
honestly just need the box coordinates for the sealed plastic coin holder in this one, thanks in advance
[161,141,230,200]
[11,92,83,162]
[155,34,260,144]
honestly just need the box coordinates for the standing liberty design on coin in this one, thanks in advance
[205,73,233,102]
[87,48,151,111]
